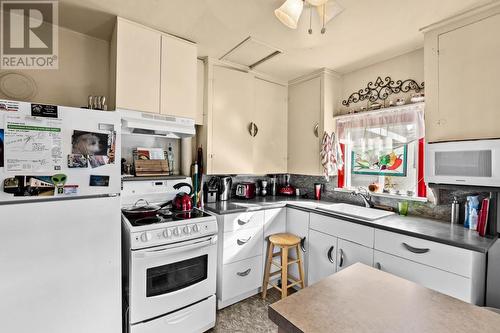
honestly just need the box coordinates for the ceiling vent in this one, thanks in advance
[219,36,282,69]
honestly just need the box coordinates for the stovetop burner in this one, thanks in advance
[125,208,212,227]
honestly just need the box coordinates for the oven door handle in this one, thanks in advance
[134,235,217,258]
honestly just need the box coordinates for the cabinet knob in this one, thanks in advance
[339,248,344,267]
[327,245,334,263]
[248,122,258,137]
[313,123,319,138]
[300,237,306,252]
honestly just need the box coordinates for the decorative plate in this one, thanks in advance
[0,72,37,100]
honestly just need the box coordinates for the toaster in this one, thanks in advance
[235,182,256,199]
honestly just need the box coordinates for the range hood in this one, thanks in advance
[120,109,195,139]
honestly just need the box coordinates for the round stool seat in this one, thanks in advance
[269,233,301,247]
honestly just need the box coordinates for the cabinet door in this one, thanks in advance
[288,77,321,175]
[286,208,309,286]
[307,229,336,286]
[160,35,197,119]
[431,14,500,141]
[253,78,287,174]
[195,59,204,125]
[211,66,253,174]
[115,19,161,113]
[373,250,475,304]
[336,239,373,272]
[263,208,287,279]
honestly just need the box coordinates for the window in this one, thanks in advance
[335,104,426,198]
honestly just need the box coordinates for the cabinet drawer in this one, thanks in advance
[374,251,473,303]
[310,213,374,248]
[221,256,263,301]
[223,227,263,264]
[374,229,477,277]
[223,211,264,232]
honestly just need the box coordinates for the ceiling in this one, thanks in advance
[58,0,491,81]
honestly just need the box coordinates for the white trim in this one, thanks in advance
[288,68,341,86]
[420,1,500,33]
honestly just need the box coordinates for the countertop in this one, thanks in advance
[203,197,497,253]
[268,263,500,333]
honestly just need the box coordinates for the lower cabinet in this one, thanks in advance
[217,208,286,309]
[374,251,478,304]
[263,208,287,281]
[373,229,486,305]
[336,238,373,272]
[219,256,263,305]
[307,229,337,285]
[286,208,310,286]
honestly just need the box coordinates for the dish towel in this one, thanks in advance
[320,132,344,180]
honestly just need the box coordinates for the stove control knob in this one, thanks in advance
[173,227,181,236]
[140,232,152,242]
[183,225,192,234]
[163,229,172,238]
[192,224,200,233]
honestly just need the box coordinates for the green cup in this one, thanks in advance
[398,201,409,216]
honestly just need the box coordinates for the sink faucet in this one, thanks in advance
[351,187,374,208]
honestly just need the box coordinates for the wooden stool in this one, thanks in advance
[262,233,305,300]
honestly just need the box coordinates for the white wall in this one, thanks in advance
[339,48,424,113]
[0,27,109,108]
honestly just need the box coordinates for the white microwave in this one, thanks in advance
[425,139,500,187]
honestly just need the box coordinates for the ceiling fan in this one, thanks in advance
[274,0,344,34]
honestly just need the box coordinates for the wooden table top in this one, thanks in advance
[268,263,500,333]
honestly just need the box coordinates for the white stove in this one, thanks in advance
[121,178,218,333]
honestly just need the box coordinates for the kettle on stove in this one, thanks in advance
[172,182,194,211]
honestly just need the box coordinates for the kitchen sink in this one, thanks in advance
[315,203,394,221]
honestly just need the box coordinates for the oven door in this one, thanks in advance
[129,235,217,324]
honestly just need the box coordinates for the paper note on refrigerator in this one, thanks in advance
[4,115,63,172]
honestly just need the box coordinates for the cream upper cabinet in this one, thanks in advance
[211,65,254,174]
[287,70,340,175]
[288,77,321,175]
[198,58,288,175]
[114,18,161,113]
[253,78,288,174]
[111,18,197,118]
[424,4,500,142]
[160,35,197,119]
[196,59,205,125]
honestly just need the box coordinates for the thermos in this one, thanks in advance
[451,196,459,224]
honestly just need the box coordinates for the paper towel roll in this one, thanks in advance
[180,137,193,176]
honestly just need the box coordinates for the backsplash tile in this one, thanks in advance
[205,174,492,224]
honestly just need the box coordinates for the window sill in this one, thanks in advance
[333,187,428,203]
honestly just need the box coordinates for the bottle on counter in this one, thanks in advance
[451,197,459,224]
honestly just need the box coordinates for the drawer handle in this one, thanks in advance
[402,242,430,254]
[300,237,306,252]
[237,237,251,245]
[375,262,381,270]
[327,246,334,263]
[339,248,344,267]
[237,268,251,277]
[237,219,250,225]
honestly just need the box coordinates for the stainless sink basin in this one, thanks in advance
[316,203,394,221]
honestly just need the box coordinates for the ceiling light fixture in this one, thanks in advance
[274,0,344,34]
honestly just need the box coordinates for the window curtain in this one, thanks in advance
[335,103,425,151]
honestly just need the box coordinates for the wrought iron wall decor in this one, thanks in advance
[342,76,424,107]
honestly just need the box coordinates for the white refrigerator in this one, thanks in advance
[0,100,122,333]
